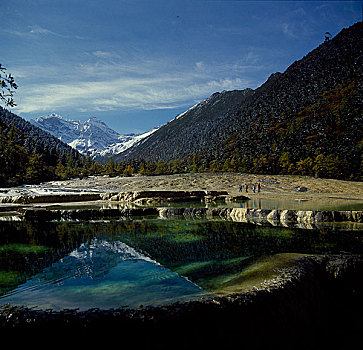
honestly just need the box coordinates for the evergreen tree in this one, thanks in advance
[325,154,340,179]
[55,161,68,180]
[230,157,237,172]
[1,122,28,185]
[139,163,147,175]
[191,156,199,173]
[124,165,134,176]
[104,157,116,176]
[155,160,167,175]
[313,154,326,178]
[222,158,231,172]
[171,159,181,174]
[279,152,292,174]
[26,151,44,184]
[296,157,314,176]
[209,158,219,172]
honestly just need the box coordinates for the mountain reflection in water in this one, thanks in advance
[0,218,362,310]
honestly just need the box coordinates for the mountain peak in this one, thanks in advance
[86,116,109,127]
[87,116,101,122]
[35,113,66,122]
[31,113,156,159]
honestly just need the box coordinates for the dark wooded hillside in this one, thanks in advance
[117,22,363,180]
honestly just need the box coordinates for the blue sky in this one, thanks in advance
[1,0,361,134]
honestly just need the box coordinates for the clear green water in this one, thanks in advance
[0,217,362,310]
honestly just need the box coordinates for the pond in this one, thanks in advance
[0,216,362,310]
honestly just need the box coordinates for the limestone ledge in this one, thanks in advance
[0,192,102,204]
[158,207,363,227]
[3,189,361,227]
[100,190,231,204]
[0,190,232,204]
[22,206,363,230]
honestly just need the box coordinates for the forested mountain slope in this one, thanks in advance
[118,22,362,180]
[0,108,85,186]
[118,88,254,161]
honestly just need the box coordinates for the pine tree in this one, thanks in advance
[324,154,339,178]
[155,160,167,175]
[171,159,181,174]
[313,154,326,178]
[279,152,292,174]
[209,158,219,172]
[139,163,146,175]
[230,157,237,172]
[26,151,44,184]
[296,157,314,176]
[124,165,134,176]
[104,157,116,177]
[55,161,68,180]
[222,158,231,172]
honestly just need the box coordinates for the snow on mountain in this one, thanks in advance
[30,113,81,143]
[97,127,159,157]
[30,113,158,158]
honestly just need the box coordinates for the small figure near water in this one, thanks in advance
[257,183,261,193]
[239,185,242,192]
[253,184,256,193]
[245,184,248,193]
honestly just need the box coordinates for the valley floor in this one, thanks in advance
[38,172,363,208]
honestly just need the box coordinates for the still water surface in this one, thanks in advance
[0,217,362,310]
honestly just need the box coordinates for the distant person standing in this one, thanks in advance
[253,184,256,193]
[239,185,242,192]
[245,184,248,193]
[257,183,261,193]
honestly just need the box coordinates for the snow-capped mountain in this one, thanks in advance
[30,113,158,158]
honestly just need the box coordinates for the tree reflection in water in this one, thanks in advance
[0,218,362,309]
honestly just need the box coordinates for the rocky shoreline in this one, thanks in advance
[1,254,362,349]
[20,201,363,230]
[158,206,363,226]
[1,188,362,227]
[0,189,232,204]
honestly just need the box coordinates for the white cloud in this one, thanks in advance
[92,51,120,59]
[195,61,205,72]
[3,24,84,40]
[15,72,249,114]
[13,51,256,115]
[29,25,55,35]
[281,23,297,39]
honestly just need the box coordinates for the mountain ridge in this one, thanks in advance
[31,114,158,158]
[115,21,362,179]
